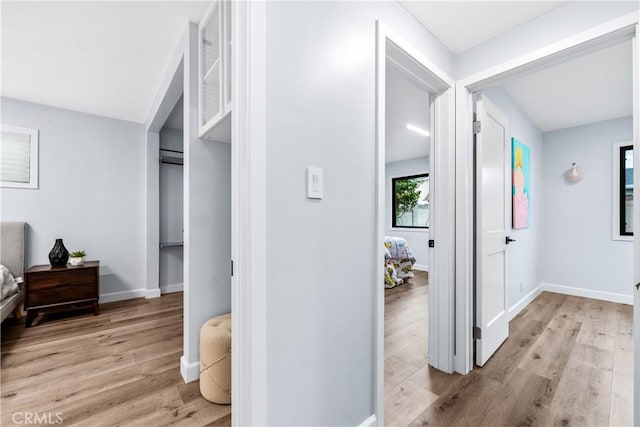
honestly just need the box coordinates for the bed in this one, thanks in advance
[384,236,416,289]
[1,222,25,322]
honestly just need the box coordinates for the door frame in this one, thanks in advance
[375,21,455,425]
[454,12,640,392]
[231,1,268,426]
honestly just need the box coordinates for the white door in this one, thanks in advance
[475,94,511,366]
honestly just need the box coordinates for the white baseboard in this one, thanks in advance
[161,283,184,294]
[99,288,147,303]
[145,289,161,299]
[358,415,377,427]
[180,355,200,383]
[413,264,429,272]
[542,282,633,305]
[508,285,544,321]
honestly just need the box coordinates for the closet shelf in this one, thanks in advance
[160,242,184,249]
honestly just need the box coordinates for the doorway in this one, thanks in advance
[460,27,637,424]
[374,21,456,425]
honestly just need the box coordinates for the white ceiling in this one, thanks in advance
[1,1,209,124]
[500,40,633,132]
[399,1,569,54]
[385,63,430,163]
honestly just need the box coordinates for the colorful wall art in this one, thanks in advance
[512,138,530,229]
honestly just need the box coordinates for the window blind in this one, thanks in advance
[0,130,32,183]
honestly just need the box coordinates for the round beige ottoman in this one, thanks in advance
[199,313,231,404]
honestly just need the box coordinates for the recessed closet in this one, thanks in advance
[159,95,184,294]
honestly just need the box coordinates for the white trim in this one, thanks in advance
[542,283,634,305]
[145,289,161,299]
[161,283,184,294]
[180,355,200,383]
[358,415,377,427]
[508,285,544,321]
[413,264,429,272]
[375,20,456,427]
[0,125,39,189]
[632,24,640,427]
[612,140,634,241]
[458,11,638,91]
[100,288,147,304]
[144,29,186,307]
[231,1,268,425]
[455,13,640,378]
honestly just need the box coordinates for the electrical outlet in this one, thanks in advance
[520,281,524,292]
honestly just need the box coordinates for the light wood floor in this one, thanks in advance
[1,293,231,427]
[384,271,634,427]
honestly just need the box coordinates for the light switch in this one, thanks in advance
[307,167,323,199]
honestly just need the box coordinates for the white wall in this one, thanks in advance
[182,22,232,375]
[159,127,183,291]
[455,1,640,79]
[483,88,544,309]
[264,1,453,425]
[385,156,429,269]
[0,97,146,299]
[541,116,633,297]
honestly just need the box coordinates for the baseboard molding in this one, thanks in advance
[508,284,544,321]
[180,355,200,383]
[542,282,633,305]
[161,283,184,294]
[99,288,147,303]
[358,415,377,427]
[413,264,429,272]
[145,289,161,299]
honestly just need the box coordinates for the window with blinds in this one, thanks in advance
[0,125,39,189]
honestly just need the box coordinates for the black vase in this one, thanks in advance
[49,239,69,267]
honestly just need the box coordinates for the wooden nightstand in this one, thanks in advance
[24,261,100,327]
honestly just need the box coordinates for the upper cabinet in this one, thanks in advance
[199,0,231,143]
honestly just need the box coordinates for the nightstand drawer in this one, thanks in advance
[28,282,96,307]
[28,269,96,290]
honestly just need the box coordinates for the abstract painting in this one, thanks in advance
[512,138,530,229]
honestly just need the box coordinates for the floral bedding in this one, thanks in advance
[384,236,416,289]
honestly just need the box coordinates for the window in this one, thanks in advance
[0,125,39,189]
[613,141,633,240]
[392,174,429,228]
[619,145,633,236]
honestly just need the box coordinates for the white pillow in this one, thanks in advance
[1,265,20,300]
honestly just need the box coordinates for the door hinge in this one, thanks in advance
[473,326,482,340]
[429,239,435,248]
[231,260,234,277]
[473,120,482,134]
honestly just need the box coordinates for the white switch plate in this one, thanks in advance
[307,167,323,199]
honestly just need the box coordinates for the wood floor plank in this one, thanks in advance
[476,368,555,427]
[548,355,613,426]
[386,289,630,427]
[407,371,502,427]
[476,318,546,384]
[1,293,230,427]
[406,364,459,396]
[385,381,438,427]
[517,316,581,383]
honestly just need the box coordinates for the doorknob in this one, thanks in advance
[505,236,516,245]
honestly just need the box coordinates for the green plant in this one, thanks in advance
[395,178,421,218]
[70,250,86,258]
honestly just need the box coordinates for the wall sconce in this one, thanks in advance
[565,162,583,183]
